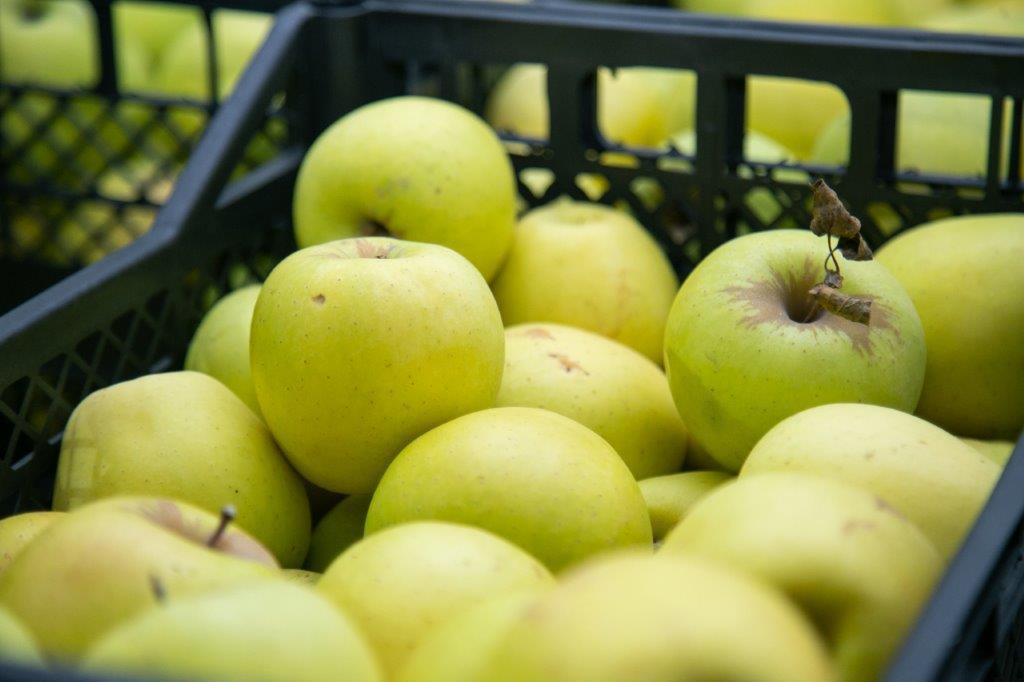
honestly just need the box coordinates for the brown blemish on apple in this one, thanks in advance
[548,353,589,375]
[842,519,877,536]
[312,294,326,305]
[874,496,907,521]
[355,240,393,259]
[722,256,896,356]
[524,327,555,340]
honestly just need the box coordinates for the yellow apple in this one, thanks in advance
[317,521,554,675]
[0,511,63,578]
[638,471,732,541]
[305,495,372,573]
[962,438,1016,467]
[0,606,43,667]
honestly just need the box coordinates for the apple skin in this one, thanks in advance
[962,438,1016,467]
[52,371,311,567]
[365,407,653,572]
[876,214,1024,439]
[81,580,382,682]
[638,471,732,541]
[662,472,940,682]
[0,496,279,661]
[397,590,546,682]
[481,552,835,681]
[305,495,372,573]
[293,97,516,280]
[0,0,99,87]
[250,237,505,494]
[497,323,688,479]
[485,63,695,147]
[0,606,43,667]
[492,201,679,364]
[663,229,926,471]
[742,403,1000,559]
[185,285,263,417]
[113,2,200,69]
[317,521,554,676]
[0,511,63,578]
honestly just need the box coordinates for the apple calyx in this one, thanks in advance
[806,180,874,326]
[207,505,237,548]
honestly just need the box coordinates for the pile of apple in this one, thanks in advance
[0,91,1021,681]
[0,0,271,264]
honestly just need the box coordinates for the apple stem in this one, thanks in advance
[207,505,237,548]
[149,575,167,604]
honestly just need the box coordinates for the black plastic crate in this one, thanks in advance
[0,0,294,315]
[0,1,1022,679]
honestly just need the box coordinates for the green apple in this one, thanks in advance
[1,0,99,87]
[876,214,1024,439]
[497,323,688,479]
[638,471,732,541]
[152,10,272,100]
[282,569,320,586]
[0,606,43,667]
[481,552,834,681]
[664,229,926,471]
[743,403,1001,559]
[317,521,554,675]
[742,0,895,25]
[485,63,695,147]
[185,284,262,417]
[492,200,679,364]
[293,97,516,280]
[922,1,1024,36]
[306,495,372,572]
[0,496,278,660]
[0,511,63,578]
[250,237,504,494]
[113,1,201,69]
[52,371,311,566]
[81,580,381,682]
[662,472,940,681]
[682,433,730,472]
[366,407,652,571]
[397,590,545,682]
[746,77,850,162]
[962,438,1016,467]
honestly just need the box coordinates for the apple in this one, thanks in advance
[876,214,1024,439]
[113,2,200,69]
[638,471,732,541]
[0,496,278,660]
[185,284,262,417]
[0,511,63,578]
[746,77,850,162]
[492,200,679,364]
[481,552,834,681]
[496,323,687,479]
[742,0,894,25]
[962,439,1016,467]
[81,580,382,682]
[52,371,311,567]
[317,521,554,675]
[306,495,372,572]
[1,0,99,88]
[662,472,940,681]
[397,590,546,682]
[282,569,320,586]
[743,403,1000,559]
[682,433,730,472]
[0,607,43,667]
[485,63,695,147]
[365,407,652,571]
[663,229,926,471]
[292,97,516,280]
[250,237,505,494]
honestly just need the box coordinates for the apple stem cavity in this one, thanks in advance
[359,219,391,238]
[207,505,237,548]
[21,0,46,21]
[806,180,874,326]
[355,239,393,259]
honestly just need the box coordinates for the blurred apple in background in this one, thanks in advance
[0,497,278,661]
[638,470,732,541]
[113,1,201,71]
[0,511,63,578]
[306,495,373,572]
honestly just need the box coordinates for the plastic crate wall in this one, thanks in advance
[0,0,293,315]
[0,1,1022,680]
